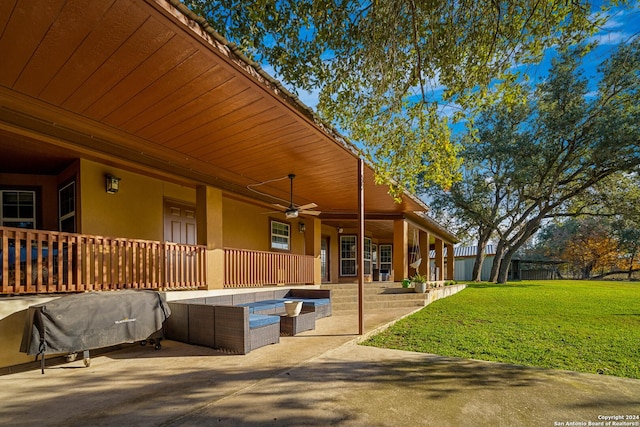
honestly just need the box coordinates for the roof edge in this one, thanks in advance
[156,0,433,213]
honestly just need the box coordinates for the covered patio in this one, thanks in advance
[0,0,456,295]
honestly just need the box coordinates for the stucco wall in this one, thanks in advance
[0,296,61,369]
[79,159,194,240]
[222,197,306,254]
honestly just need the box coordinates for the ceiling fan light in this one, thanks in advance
[285,209,299,219]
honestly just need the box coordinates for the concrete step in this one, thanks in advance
[331,293,428,304]
[332,300,426,311]
[321,283,401,291]
[321,282,433,312]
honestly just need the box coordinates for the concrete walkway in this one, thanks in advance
[1,307,639,426]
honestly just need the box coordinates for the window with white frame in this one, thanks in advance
[59,181,76,233]
[364,237,372,275]
[339,236,373,276]
[340,235,357,276]
[1,190,36,229]
[270,220,290,251]
[379,244,393,273]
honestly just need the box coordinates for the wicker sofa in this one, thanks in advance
[165,288,331,354]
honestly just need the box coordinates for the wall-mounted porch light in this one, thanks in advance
[299,222,306,233]
[105,175,121,194]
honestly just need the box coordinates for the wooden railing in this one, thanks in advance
[224,248,314,287]
[0,226,206,294]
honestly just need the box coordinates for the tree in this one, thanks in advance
[597,172,640,278]
[184,0,602,197]
[427,99,532,281]
[566,221,619,279]
[426,40,640,283]
[530,212,640,279]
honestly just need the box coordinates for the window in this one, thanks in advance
[1,190,36,228]
[59,181,76,233]
[270,220,290,251]
[340,235,357,276]
[364,237,372,275]
[379,244,393,273]
[340,236,373,276]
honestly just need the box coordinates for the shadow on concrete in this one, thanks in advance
[2,338,640,426]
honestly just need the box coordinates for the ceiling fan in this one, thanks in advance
[272,174,321,219]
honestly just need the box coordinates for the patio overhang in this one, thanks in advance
[0,0,456,243]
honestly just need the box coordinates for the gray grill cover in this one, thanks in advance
[20,290,171,356]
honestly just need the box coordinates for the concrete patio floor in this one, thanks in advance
[1,306,639,426]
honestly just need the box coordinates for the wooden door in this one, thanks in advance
[164,200,196,244]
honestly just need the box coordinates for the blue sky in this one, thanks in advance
[525,2,640,86]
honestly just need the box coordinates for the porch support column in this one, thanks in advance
[434,238,444,281]
[196,185,224,289]
[304,217,322,285]
[357,159,365,335]
[419,230,430,279]
[393,219,408,282]
[446,243,455,281]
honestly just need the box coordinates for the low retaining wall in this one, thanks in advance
[424,283,466,305]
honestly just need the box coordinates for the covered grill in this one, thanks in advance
[20,290,171,373]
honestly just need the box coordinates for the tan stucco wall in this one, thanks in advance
[0,296,61,368]
[78,160,194,240]
[222,197,305,254]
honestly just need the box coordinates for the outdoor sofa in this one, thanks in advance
[165,288,330,354]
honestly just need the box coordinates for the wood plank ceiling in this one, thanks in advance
[0,0,434,222]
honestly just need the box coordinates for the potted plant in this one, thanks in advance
[401,279,411,288]
[411,272,428,293]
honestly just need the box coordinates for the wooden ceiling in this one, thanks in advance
[0,0,455,240]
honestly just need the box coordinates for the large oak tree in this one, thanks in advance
[427,40,640,283]
[183,0,602,196]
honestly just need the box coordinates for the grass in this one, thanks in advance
[362,280,640,379]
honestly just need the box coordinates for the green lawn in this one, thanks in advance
[363,280,640,379]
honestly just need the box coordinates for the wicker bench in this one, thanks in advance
[165,288,331,354]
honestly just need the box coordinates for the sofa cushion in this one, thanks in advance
[249,314,280,329]
[237,300,286,313]
[283,297,330,307]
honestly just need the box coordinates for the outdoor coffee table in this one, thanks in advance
[278,311,316,336]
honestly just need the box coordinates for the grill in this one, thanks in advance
[21,290,171,373]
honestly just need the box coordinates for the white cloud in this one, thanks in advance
[589,31,632,46]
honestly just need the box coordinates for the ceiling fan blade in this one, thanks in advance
[300,209,321,216]
[272,203,289,211]
[296,203,317,211]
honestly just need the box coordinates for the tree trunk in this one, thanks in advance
[496,250,513,283]
[496,220,542,283]
[628,248,638,280]
[472,228,492,281]
[489,240,505,283]
[472,248,486,282]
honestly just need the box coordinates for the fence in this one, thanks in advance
[0,226,206,294]
[224,247,314,287]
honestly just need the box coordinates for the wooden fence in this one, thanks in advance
[0,226,206,294]
[224,247,314,287]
